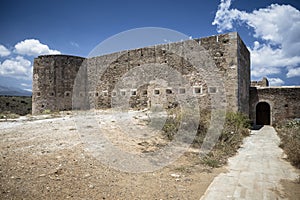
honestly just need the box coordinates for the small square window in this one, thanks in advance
[65,91,71,97]
[36,92,41,97]
[179,88,186,94]
[131,90,137,96]
[142,90,148,96]
[103,91,108,96]
[121,90,126,96]
[209,87,217,94]
[193,87,202,94]
[154,89,160,95]
[95,92,99,97]
[166,89,172,94]
[112,91,117,97]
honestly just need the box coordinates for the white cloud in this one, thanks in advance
[70,41,79,48]
[21,83,31,87]
[14,39,61,57]
[213,1,300,79]
[0,44,10,57]
[23,88,32,92]
[212,0,240,31]
[0,56,32,79]
[287,67,300,78]
[268,78,284,86]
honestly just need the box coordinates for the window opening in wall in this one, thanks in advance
[36,92,41,97]
[50,92,55,96]
[166,89,172,94]
[65,91,71,97]
[131,90,137,96]
[103,91,108,96]
[154,89,160,95]
[95,92,99,97]
[222,39,229,44]
[179,88,186,94]
[142,90,148,96]
[121,90,126,96]
[208,87,217,94]
[193,87,202,94]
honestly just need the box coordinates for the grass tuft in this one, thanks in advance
[276,119,300,169]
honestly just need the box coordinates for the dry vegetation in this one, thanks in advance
[162,108,251,168]
[276,119,300,169]
[0,96,31,116]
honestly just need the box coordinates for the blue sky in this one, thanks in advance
[0,0,300,92]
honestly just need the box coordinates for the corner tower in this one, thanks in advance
[32,55,85,114]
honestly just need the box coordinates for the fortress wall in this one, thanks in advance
[237,34,251,114]
[199,32,250,114]
[32,55,85,114]
[250,87,300,125]
[32,32,251,115]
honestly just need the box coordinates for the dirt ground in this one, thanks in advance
[0,111,224,200]
[280,179,300,200]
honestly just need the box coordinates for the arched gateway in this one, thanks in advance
[256,102,271,125]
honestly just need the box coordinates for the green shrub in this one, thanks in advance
[42,109,52,114]
[201,155,221,168]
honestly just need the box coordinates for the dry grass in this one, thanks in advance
[200,112,250,167]
[162,108,251,167]
[0,111,20,119]
[276,120,300,169]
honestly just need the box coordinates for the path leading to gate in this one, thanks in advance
[200,126,299,200]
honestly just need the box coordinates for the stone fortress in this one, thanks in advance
[32,32,300,125]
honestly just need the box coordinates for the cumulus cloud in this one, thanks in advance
[14,39,61,57]
[0,44,10,57]
[268,78,284,86]
[0,56,32,79]
[287,67,300,78]
[213,0,300,79]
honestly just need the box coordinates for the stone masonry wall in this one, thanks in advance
[33,32,250,115]
[75,32,249,113]
[198,32,250,114]
[249,86,300,125]
[32,55,85,114]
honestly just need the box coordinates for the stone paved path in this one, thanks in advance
[200,126,299,200]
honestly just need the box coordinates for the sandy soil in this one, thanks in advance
[0,111,224,199]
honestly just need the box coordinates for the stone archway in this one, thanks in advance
[256,102,271,125]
